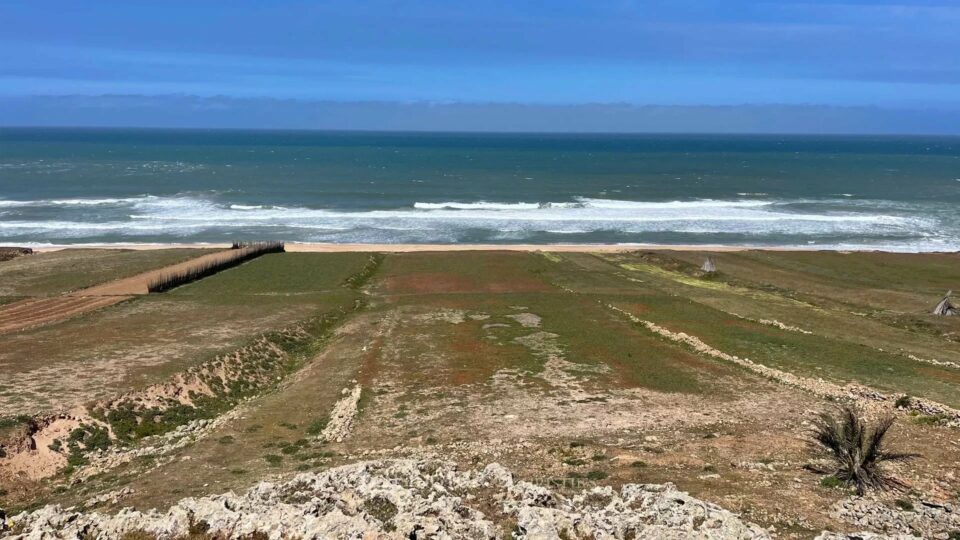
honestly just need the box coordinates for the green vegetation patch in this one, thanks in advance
[306,417,329,435]
[170,252,375,298]
[608,292,960,408]
[343,253,385,290]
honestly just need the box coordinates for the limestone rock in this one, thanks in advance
[6,459,772,539]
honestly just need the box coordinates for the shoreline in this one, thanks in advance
[10,242,957,254]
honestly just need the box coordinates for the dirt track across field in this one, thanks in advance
[0,249,241,335]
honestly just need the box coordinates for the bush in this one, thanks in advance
[820,475,842,488]
[913,414,951,426]
[810,405,918,495]
[585,470,608,480]
[306,417,328,435]
[894,499,914,511]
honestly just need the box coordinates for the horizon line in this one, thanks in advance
[4,124,960,138]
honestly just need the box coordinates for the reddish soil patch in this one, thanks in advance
[383,272,476,294]
[620,302,650,314]
[443,323,507,385]
[384,272,550,294]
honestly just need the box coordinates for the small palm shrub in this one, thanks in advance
[810,405,918,495]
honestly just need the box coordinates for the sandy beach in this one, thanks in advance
[20,242,858,253]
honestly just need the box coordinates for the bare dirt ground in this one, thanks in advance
[0,295,131,335]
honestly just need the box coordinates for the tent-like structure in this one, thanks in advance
[701,256,717,273]
[933,290,958,316]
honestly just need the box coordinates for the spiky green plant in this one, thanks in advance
[810,405,918,495]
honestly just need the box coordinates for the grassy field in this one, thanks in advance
[1,248,959,539]
[0,252,371,415]
[0,248,215,298]
[168,252,373,297]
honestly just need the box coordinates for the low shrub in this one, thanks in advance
[305,417,328,435]
[811,406,918,495]
[586,470,608,480]
[894,499,914,511]
[820,475,843,489]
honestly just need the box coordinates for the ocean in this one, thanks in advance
[1,128,959,251]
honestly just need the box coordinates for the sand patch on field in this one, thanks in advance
[507,312,542,328]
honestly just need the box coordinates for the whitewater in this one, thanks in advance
[2,129,959,250]
[0,194,957,251]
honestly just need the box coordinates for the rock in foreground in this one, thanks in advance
[6,459,771,539]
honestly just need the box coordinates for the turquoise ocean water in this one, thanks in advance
[1,128,959,251]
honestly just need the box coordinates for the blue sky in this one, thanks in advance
[2,1,960,131]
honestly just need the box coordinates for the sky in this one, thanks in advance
[2,0,960,132]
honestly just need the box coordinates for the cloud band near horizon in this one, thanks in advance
[3,95,959,135]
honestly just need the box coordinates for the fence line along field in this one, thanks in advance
[0,244,288,335]
[1,247,959,539]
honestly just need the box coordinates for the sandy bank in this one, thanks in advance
[21,242,851,253]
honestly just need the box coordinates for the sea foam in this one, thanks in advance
[0,194,956,251]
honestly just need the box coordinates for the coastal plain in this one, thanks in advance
[1,246,959,539]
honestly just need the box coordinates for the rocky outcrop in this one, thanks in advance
[318,385,362,443]
[814,532,915,540]
[831,497,960,539]
[5,459,772,539]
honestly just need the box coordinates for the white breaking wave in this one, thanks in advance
[0,194,956,251]
[414,201,550,210]
[0,197,149,207]
[412,198,771,211]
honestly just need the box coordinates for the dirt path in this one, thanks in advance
[0,249,240,335]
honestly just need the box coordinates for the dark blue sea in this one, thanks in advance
[1,128,959,250]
